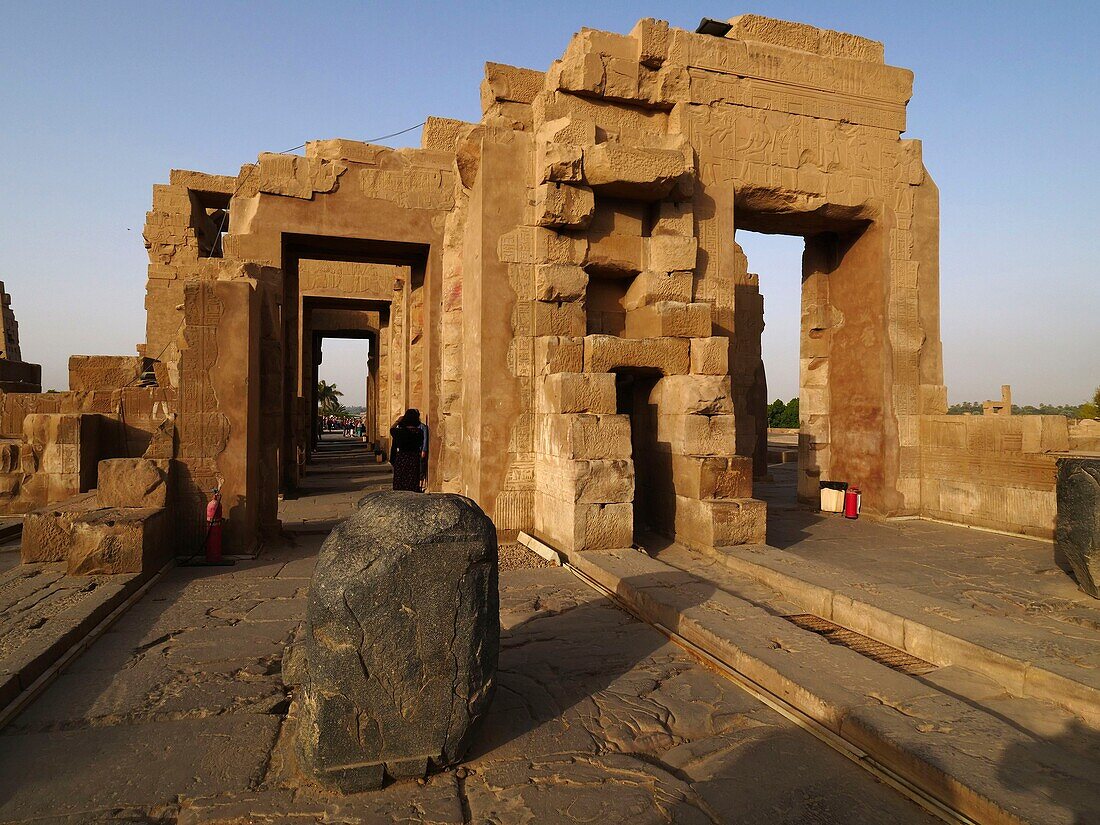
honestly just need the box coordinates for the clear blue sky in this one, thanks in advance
[1,1,1096,406]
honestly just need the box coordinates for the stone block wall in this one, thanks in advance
[919,415,1069,538]
[10,14,1077,555]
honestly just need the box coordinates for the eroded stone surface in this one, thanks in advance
[1056,457,1100,598]
[0,450,937,824]
[296,492,499,791]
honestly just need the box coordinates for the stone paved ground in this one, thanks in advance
[0,438,937,824]
[0,547,144,713]
[758,462,1100,644]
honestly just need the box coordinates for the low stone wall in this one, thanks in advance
[919,415,1068,538]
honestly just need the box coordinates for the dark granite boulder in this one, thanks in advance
[1056,457,1100,599]
[296,491,499,792]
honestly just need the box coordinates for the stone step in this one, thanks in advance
[0,563,148,722]
[702,543,1100,726]
[559,543,1100,825]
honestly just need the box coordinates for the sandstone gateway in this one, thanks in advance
[1,15,1088,561]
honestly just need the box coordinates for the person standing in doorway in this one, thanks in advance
[418,416,430,491]
[390,409,424,492]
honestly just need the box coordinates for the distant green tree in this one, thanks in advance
[767,399,786,428]
[1079,385,1099,419]
[767,398,799,428]
[317,380,344,415]
[779,397,800,428]
[947,401,983,415]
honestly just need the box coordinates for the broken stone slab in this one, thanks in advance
[295,491,499,792]
[1056,456,1100,598]
[21,493,98,563]
[66,507,170,576]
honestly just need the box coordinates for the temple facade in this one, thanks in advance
[0,15,1089,561]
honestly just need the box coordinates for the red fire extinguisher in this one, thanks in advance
[204,488,224,563]
[843,487,861,519]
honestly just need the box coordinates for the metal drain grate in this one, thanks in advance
[784,614,936,675]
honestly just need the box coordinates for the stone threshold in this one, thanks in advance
[704,544,1100,726]
[560,544,1099,825]
[0,561,167,727]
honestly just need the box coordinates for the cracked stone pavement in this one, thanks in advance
[0,552,937,823]
[0,440,938,823]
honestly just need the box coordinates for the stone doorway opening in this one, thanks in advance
[732,206,878,517]
[613,368,669,545]
[737,229,806,509]
[280,234,431,496]
[313,334,375,448]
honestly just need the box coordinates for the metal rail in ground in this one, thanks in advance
[561,558,980,825]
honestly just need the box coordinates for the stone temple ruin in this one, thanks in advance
[1,14,1094,567]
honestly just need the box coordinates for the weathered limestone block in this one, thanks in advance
[532,301,586,337]
[498,227,587,266]
[1056,457,1100,599]
[142,417,176,460]
[537,143,584,184]
[534,117,596,184]
[97,458,169,509]
[538,373,616,415]
[919,384,949,415]
[534,264,588,302]
[631,18,670,68]
[481,62,545,109]
[644,236,698,272]
[675,496,767,550]
[690,337,730,375]
[651,201,693,237]
[256,153,345,199]
[535,454,635,504]
[296,492,498,792]
[657,414,736,455]
[483,99,534,131]
[21,493,97,563]
[583,144,691,199]
[535,336,584,374]
[420,116,477,152]
[672,455,753,500]
[726,14,885,63]
[67,507,169,576]
[537,115,597,148]
[624,301,711,339]
[1069,420,1100,452]
[538,413,631,460]
[553,30,641,101]
[68,355,147,392]
[533,183,595,229]
[623,270,693,311]
[585,233,644,275]
[0,440,19,474]
[534,494,633,552]
[583,335,690,375]
[650,375,733,416]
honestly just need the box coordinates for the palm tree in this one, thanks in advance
[317,380,343,415]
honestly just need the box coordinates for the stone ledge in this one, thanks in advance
[561,544,1098,825]
[710,543,1100,727]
